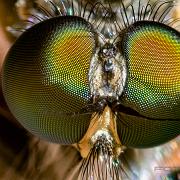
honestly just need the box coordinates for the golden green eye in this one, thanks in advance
[118,21,180,147]
[2,16,96,144]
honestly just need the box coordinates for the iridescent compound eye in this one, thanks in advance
[119,21,180,147]
[2,16,96,144]
[2,17,180,148]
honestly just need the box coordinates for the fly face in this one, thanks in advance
[89,40,127,101]
[1,0,180,179]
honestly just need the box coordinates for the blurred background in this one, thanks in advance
[0,0,179,179]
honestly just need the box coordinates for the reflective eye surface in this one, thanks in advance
[122,21,180,119]
[2,16,95,144]
[2,1,180,150]
[118,21,180,147]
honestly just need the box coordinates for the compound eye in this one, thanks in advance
[118,21,180,147]
[2,16,96,144]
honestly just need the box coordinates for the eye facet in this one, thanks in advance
[2,16,96,144]
[118,21,180,147]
